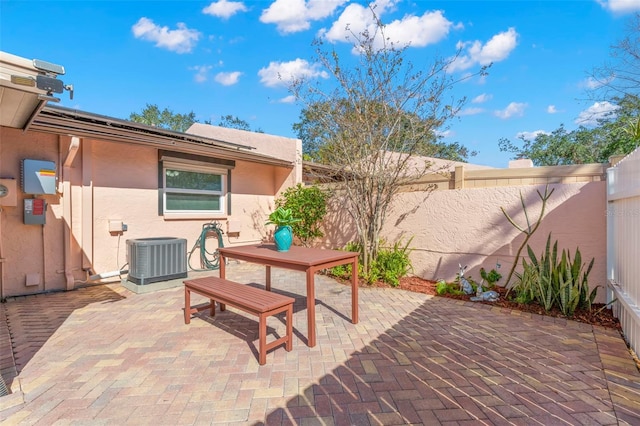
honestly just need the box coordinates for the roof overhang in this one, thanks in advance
[0,52,50,129]
[28,105,294,168]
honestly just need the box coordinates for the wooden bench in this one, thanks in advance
[183,276,294,365]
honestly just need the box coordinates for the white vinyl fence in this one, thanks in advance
[607,148,640,357]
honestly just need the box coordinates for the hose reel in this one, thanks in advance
[188,222,224,271]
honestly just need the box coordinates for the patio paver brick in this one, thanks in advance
[1,262,639,424]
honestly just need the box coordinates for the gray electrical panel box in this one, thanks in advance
[24,198,47,225]
[21,159,56,195]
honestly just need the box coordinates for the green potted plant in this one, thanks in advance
[265,207,301,252]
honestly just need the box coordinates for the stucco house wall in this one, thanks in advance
[187,123,303,192]
[0,129,66,295]
[0,122,300,299]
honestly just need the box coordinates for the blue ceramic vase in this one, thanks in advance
[274,225,293,252]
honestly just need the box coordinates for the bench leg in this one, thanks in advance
[259,313,267,365]
[258,304,294,364]
[185,286,217,322]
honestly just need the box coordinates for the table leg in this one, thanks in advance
[219,253,226,279]
[307,267,316,347]
[265,265,271,291]
[351,256,359,324]
[184,287,191,324]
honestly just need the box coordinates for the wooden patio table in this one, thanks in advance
[218,244,359,348]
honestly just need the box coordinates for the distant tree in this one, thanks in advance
[499,94,639,165]
[498,125,600,166]
[218,115,251,131]
[598,94,640,157]
[129,104,197,132]
[294,101,476,162]
[289,10,487,274]
[218,115,264,133]
[129,106,265,134]
[502,14,640,166]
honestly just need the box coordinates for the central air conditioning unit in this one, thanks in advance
[126,237,188,285]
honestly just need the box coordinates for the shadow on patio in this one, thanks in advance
[264,296,640,425]
[0,264,638,424]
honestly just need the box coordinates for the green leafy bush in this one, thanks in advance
[368,239,413,286]
[275,184,327,247]
[480,268,502,287]
[331,239,413,287]
[509,233,599,317]
[330,241,362,279]
[436,280,463,296]
[512,263,537,305]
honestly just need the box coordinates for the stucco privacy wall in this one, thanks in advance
[0,126,298,298]
[323,182,608,303]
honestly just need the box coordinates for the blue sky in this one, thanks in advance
[1,0,637,167]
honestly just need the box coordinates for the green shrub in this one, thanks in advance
[480,268,502,287]
[330,239,413,287]
[330,241,362,279]
[436,280,463,296]
[368,239,413,286]
[509,233,599,317]
[512,263,537,305]
[275,184,328,247]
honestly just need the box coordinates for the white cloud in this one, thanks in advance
[323,2,457,52]
[494,102,527,119]
[547,105,558,114]
[582,75,614,89]
[597,0,640,14]
[435,129,453,138]
[214,71,242,86]
[457,107,484,116]
[202,0,248,19]
[448,27,519,72]
[191,65,212,83]
[517,130,550,140]
[258,58,329,87]
[383,11,456,48]
[278,95,297,103]
[471,93,492,104]
[260,0,348,34]
[575,101,620,126]
[132,17,200,53]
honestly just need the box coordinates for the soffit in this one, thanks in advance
[0,52,47,128]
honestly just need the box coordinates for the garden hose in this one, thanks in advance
[188,222,224,271]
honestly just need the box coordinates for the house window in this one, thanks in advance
[162,161,227,217]
[159,151,235,218]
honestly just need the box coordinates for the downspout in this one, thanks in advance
[0,144,3,299]
[62,136,80,290]
[81,140,93,272]
[0,206,4,300]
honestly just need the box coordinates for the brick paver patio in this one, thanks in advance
[1,262,639,425]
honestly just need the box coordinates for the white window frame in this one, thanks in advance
[162,160,227,219]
